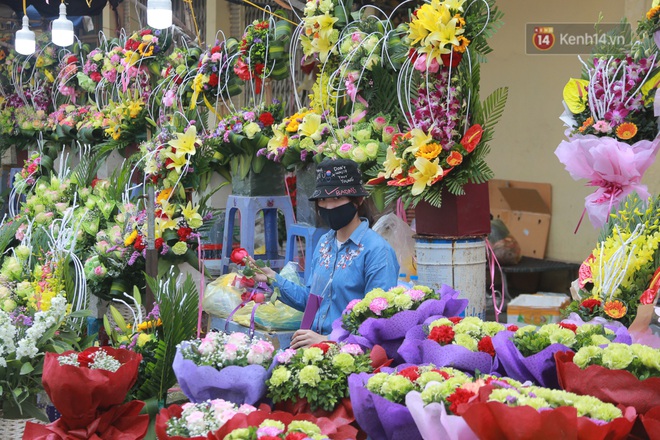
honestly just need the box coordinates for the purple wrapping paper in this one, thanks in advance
[300,293,322,330]
[348,372,423,440]
[329,285,468,364]
[492,327,632,388]
[405,391,478,440]
[398,324,501,375]
[173,343,271,405]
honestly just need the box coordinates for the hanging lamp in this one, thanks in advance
[15,0,35,55]
[52,1,74,47]
[147,0,172,29]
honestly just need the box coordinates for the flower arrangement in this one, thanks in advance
[221,418,330,440]
[190,39,242,110]
[163,399,257,438]
[572,342,660,380]
[76,48,105,92]
[341,285,438,335]
[12,152,42,193]
[178,331,275,370]
[425,316,512,357]
[512,322,618,357]
[300,0,351,64]
[267,342,373,411]
[566,193,660,326]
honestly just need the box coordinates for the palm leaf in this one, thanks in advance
[481,87,509,132]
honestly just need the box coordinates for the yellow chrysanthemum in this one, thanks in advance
[416,142,443,159]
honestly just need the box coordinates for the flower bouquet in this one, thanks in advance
[23,347,149,439]
[267,341,375,428]
[173,331,275,405]
[398,317,515,375]
[300,0,352,65]
[329,284,466,363]
[459,381,637,440]
[555,344,660,414]
[189,39,242,110]
[155,399,257,440]
[564,193,660,326]
[348,365,473,440]
[492,322,630,388]
[555,47,660,228]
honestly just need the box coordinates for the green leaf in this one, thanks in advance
[146,117,158,127]
[481,87,509,133]
[69,310,92,318]
[19,362,34,375]
[110,305,129,332]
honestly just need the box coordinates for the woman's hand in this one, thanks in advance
[246,256,276,284]
[290,330,327,349]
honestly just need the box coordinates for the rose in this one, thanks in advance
[230,248,249,265]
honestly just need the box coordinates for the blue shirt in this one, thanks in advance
[273,219,399,335]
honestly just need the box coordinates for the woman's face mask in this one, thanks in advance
[318,202,358,230]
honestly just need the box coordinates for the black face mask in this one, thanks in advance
[318,202,358,231]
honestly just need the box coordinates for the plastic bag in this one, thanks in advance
[373,213,416,277]
[202,263,304,331]
[488,219,522,266]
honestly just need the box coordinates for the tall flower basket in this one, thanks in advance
[231,159,286,196]
[295,162,322,226]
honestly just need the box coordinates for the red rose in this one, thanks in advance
[259,112,275,126]
[506,325,519,332]
[177,226,193,241]
[428,325,455,345]
[253,293,265,303]
[398,366,420,382]
[210,45,222,54]
[448,316,463,324]
[238,276,256,290]
[77,351,94,368]
[134,235,146,252]
[140,29,152,36]
[90,72,102,82]
[67,55,78,64]
[155,238,164,249]
[208,73,219,87]
[446,388,476,414]
[477,336,495,357]
[311,342,332,354]
[230,248,249,265]
[285,433,308,440]
[558,322,578,333]
[581,298,602,312]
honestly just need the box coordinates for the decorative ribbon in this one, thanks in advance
[484,238,505,322]
[224,281,272,339]
[196,235,206,338]
[203,93,223,121]
[396,197,407,224]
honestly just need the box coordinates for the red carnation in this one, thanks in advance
[581,298,602,312]
[446,388,476,414]
[90,72,102,82]
[398,366,420,383]
[208,73,219,87]
[311,342,332,354]
[230,248,249,265]
[448,316,463,324]
[155,238,164,249]
[506,325,519,332]
[428,325,455,345]
[477,336,495,357]
[177,226,192,241]
[259,112,275,126]
[211,45,222,54]
[285,433,308,440]
[67,55,78,64]
[134,235,146,252]
[558,322,578,333]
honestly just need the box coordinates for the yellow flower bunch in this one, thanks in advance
[308,71,337,116]
[408,0,468,65]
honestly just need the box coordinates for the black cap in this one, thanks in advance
[308,158,369,201]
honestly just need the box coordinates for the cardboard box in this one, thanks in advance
[507,293,570,326]
[489,179,552,258]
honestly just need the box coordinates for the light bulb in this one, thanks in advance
[15,15,35,55]
[147,0,172,29]
[52,3,74,47]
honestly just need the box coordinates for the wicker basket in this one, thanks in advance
[106,302,148,329]
[0,416,41,440]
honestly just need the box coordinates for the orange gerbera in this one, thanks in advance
[603,300,627,319]
[578,117,594,133]
[446,151,463,166]
[647,6,660,19]
[615,122,637,140]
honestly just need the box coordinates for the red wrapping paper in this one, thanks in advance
[208,407,358,440]
[274,398,355,427]
[459,385,636,440]
[42,347,142,430]
[22,400,149,440]
[369,345,393,372]
[556,351,660,414]
[640,406,660,440]
[155,405,208,440]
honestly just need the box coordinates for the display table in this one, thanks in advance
[500,257,580,299]
[209,316,296,350]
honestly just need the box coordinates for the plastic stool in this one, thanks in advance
[285,223,329,283]
[221,195,295,273]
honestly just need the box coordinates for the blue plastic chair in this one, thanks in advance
[220,195,295,273]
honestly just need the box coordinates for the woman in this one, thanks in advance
[251,158,399,348]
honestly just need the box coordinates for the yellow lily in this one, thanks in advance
[382,147,403,178]
[182,202,204,229]
[159,200,176,219]
[165,150,189,174]
[442,0,466,12]
[404,128,434,156]
[155,217,177,238]
[410,157,443,196]
[641,71,660,101]
[168,126,198,156]
[267,128,289,152]
[562,78,589,114]
[299,113,325,141]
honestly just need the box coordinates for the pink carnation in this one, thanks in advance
[340,344,364,355]
[345,299,360,312]
[369,297,389,315]
[406,289,425,301]
[275,348,296,364]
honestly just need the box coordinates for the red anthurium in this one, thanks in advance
[460,124,484,153]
